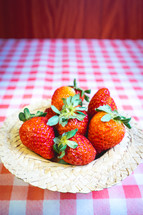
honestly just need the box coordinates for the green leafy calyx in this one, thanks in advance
[53,129,78,158]
[19,108,47,122]
[47,94,86,127]
[69,79,91,102]
[96,105,132,129]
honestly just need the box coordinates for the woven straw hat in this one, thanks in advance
[0,100,143,193]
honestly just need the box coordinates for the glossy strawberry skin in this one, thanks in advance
[88,112,125,154]
[56,111,89,136]
[88,88,117,118]
[51,86,75,111]
[45,107,55,120]
[62,133,96,165]
[19,117,55,159]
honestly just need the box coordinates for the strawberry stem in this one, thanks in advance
[47,94,86,127]
[69,79,91,102]
[19,108,47,122]
[96,105,132,129]
[53,129,78,158]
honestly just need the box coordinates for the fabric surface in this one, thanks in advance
[0,39,143,215]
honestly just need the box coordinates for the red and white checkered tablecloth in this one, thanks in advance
[0,39,143,215]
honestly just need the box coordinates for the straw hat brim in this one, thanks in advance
[0,100,143,193]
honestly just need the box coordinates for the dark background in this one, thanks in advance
[0,0,143,39]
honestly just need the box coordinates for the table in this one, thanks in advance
[0,39,143,215]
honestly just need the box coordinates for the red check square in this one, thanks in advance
[1,165,11,174]
[0,185,13,200]
[122,105,133,110]
[92,189,109,199]
[123,185,142,198]
[27,185,44,200]
[60,193,76,199]
[3,95,13,99]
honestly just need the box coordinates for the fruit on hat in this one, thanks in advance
[88,88,117,118]
[51,86,75,111]
[53,129,96,165]
[51,79,91,111]
[47,94,88,135]
[19,108,55,159]
[88,105,131,154]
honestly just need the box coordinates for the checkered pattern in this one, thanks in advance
[0,39,143,215]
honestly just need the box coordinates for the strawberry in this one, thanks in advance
[56,111,88,136]
[53,129,96,165]
[51,86,75,111]
[88,105,131,154]
[44,107,55,120]
[19,108,55,159]
[88,88,117,118]
[51,80,91,111]
[47,94,88,135]
[69,79,91,102]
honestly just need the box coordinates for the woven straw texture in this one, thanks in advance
[0,100,143,193]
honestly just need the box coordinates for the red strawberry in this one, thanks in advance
[19,108,55,159]
[51,80,91,111]
[47,94,88,135]
[45,107,55,120]
[51,86,75,111]
[56,110,88,136]
[69,79,91,102]
[88,105,131,154]
[53,129,96,165]
[88,88,117,118]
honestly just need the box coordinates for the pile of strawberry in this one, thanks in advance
[19,79,131,166]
